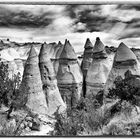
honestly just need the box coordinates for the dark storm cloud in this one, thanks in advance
[77,10,120,32]
[64,5,140,42]
[64,5,78,19]
[0,6,53,28]
[64,5,120,33]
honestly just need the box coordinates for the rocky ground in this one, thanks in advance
[0,105,55,136]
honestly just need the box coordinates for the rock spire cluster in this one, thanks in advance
[19,37,140,116]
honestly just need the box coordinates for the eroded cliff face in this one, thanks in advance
[20,46,48,115]
[57,39,83,107]
[39,44,66,116]
[105,42,140,93]
[86,37,112,97]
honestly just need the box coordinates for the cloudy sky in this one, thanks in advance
[0,4,140,52]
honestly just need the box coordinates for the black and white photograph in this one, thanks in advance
[1,0,140,137]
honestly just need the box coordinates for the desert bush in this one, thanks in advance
[51,96,109,136]
[107,71,140,109]
[0,61,22,107]
[0,114,28,136]
[51,106,85,136]
[0,61,29,120]
[0,121,22,136]
[0,60,29,105]
[52,70,140,136]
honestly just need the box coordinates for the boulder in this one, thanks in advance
[31,118,40,131]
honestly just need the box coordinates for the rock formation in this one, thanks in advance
[40,42,63,75]
[20,46,48,115]
[86,37,112,97]
[52,41,63,59]
[105,42,140,93]
[57,39,83,107]
[52,41,64,74]
[81,38,94,78]
[39,44,66,116]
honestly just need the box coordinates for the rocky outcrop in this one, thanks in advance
[86,37,112,97]
[57,39,83,107]
[81,38,94,78]
[20,46,48,115]
[39,44,66,116]
[105,42,140,93]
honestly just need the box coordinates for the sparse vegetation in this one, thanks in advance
[0,60,29,112]
[51,96,109,136]
[51,70,140,136]
[0,60,29,136]
[107,70,140,111]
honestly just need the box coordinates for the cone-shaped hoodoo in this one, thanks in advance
[105,42,140,93]
[86,38,112,97]
[114,42,137,66]
[57,41,63,47]
[81,38,94,78]
[84,38,94,49]
[20,46,48,114]
[59,39,77,60]
[92,37,107,59]
[39,44,66,116]
[57,39,83,107]
[93,37,105,53]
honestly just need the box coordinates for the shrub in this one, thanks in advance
[51,96,109,136]
[52,70,140,136]
[0,61,22,107]
[0,60,29,120]
[52,106,85,136]
[107,70,140,108]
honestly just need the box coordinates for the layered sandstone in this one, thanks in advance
[86,37,112,97]
[52,41,64,74]
[57,39,83,107]
[39,44,66,116]
[81,38,94,78]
